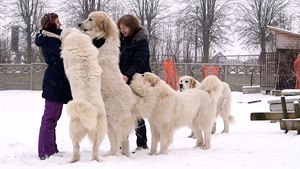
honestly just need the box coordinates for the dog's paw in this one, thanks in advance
[157,151,168,155]
[91,157,100,162]
[148,148,157,155]
[148,150,156,155]
[195,139,204,148]
[70,153,80,163]
[92,154,100,162]
[200,144,211,150]
[122,151,130,157]
[103,151,116,157]
[70,158,79,163]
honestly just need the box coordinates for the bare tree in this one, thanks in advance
[0,0,5,20]
[7,0,46,63]
[179,0,233,63]
[0,32,11,63]
[60,0,111,27]
[155,18,184,62]
[236,0,290,53]
[128,0,170,62]
[129,0,161,34]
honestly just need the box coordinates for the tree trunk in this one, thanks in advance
[202,29,210,63]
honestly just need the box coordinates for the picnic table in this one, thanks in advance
[251,95,300,134]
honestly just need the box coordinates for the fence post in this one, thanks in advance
[224,65,228,82]
[30,64,33,90]
[250,68,254,86]
[184,63,187,75]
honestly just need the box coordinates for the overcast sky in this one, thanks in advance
[0,0,299,55]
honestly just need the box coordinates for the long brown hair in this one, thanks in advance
[117,14,140,37]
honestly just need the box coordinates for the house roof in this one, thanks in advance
[213,52,226,57]
[267,26,300,37]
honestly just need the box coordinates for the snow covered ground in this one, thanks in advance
[1,90,299,169]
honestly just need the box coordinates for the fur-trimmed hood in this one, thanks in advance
[119,26,151,82]
[132,26,149,42]
[121,26,149,43]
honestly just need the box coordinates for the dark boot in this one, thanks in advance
[133,118,148,153]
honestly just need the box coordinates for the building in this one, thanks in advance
[266,26,300,90]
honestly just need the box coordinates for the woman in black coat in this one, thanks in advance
[117,14,151,152]
[35,13,72,160]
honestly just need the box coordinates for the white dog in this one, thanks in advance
[78,11,138,157]
[45,28,107,163]
[130,72,223,155]
[178,75,234,137]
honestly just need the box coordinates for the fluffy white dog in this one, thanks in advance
[130,72,223,155]
[78,11,138,157]
[178,75,234,136]
[43,28,107,163]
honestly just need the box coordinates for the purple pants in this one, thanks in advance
[38,100,63,157]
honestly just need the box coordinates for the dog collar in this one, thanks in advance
[92,38,106,48]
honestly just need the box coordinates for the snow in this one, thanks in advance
[0,90,299,169]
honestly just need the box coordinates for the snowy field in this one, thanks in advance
[1,90,299,169]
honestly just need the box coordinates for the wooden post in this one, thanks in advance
[294,101,300,118]
[281,96,288,133]
[281,96,288,119]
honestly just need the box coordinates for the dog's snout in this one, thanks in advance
[78,23,82,28]
[179,84,183,91]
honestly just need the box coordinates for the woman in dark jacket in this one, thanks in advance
[117,14,151,152]
[35,13,72,160]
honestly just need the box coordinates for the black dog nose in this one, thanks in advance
[179,84,183,92]
[78,23,82,28]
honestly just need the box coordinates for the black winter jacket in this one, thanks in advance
[35,29,72,104]
[119,27,151,83]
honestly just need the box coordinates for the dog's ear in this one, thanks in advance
[101,16,115,39]
[145,73,160,87]
[95,14,111,38]
[191,78,197,88]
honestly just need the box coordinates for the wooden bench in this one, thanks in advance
[280,119,300,134]
[251,96,300,134]
[280,99,300,134]
[250,112,296,120]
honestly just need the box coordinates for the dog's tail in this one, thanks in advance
[199,75,223,101]
[67,100,97,130]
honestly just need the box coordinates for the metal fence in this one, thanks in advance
[0,62,266,91]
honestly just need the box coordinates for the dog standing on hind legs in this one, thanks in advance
[78,11,139,157]
[42,28,107,162]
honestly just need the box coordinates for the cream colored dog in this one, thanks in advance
[78,11,138,157]
[130,73,223,155]
[60,28,107,163]
[178,75,234,137]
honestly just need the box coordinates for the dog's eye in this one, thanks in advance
[89,18,92,21]
[185,80,189,83]
[142,74,144,77]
